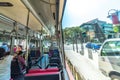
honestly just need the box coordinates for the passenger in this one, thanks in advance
[11,45,25,80]
[13,45,17,53]
[49,43,54,57]
[17,45,23,52]
[16,51,26,70]
[15,45,26,70]
[0,47,17,80]
[0,42,9,52]
[49,42,58,57]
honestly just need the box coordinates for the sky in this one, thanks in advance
[62,0,120,28]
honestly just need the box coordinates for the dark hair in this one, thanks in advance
[0,47,5,58]
[18,45,22,49]
[18,51,23,55]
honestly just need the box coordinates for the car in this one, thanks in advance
[98,38,120,80]
[86,42,101,50]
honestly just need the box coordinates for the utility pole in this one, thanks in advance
[75,33,78,53]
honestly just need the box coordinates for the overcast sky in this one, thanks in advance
[62,0,120,28]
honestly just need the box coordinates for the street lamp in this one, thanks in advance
[107,9,118,18]
[107,9,120,24]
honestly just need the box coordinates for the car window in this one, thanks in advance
[101,41,120,56]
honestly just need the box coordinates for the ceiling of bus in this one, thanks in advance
[59,0,64,23]
[28,0,56,28]
[22,0,57,35]
[28,12,42,31]
[0,0,43,32]
[0,0,65,35]
[0,21,13,32]
[0,0,28,26]
[21,0,65,35]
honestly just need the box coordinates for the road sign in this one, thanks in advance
[113,26,119,32]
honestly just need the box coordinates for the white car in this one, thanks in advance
[98,38,120,80]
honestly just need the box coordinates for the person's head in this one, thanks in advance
[18,45,22,48]
[16,45,22,52]
[0,47,5,58]
[1,42,9,53]
[2,42,8,45]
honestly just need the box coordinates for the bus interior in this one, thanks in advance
[0,0,68,80]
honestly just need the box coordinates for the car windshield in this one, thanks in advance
[101,41,120,56]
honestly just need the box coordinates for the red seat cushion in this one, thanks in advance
[25,72,59,76]
[28,68,59,73]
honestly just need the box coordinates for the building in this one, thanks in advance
[80,19,115,42]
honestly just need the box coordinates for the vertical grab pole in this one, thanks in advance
[25,27,29,66]
[25,10,30,66]
[10,21,17,55]
[39,33,42,66]
[76,34,78,53]
[40,28,43,56]
[10,34,15,55]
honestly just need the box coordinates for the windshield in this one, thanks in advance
[101,41,120,56]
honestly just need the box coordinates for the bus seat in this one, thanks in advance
[45,63,59,69]
[53,49,59,54]
[49,58,61,65]
[36,49,41,57]
[44,57,61,69]
[25,72,60,80]
[30,50,36,57]
[49,49,60,57]
[28,68,59,73]
[30,49,41,59]
[49,50,54,57]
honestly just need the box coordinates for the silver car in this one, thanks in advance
[99,38,120,80]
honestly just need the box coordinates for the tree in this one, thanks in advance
[63,26,81,43]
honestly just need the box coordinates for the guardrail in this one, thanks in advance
[66,57,86,80]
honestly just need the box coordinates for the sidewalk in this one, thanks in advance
[64,49,110,80]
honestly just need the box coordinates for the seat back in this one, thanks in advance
[25,72,60,80]
[28,68,59,73]
[30,49,41,59]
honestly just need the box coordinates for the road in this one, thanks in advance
[64,44,110,80]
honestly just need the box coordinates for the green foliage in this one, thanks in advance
[63,26,81,41]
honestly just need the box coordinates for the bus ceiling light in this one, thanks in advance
[0,2,13,7]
